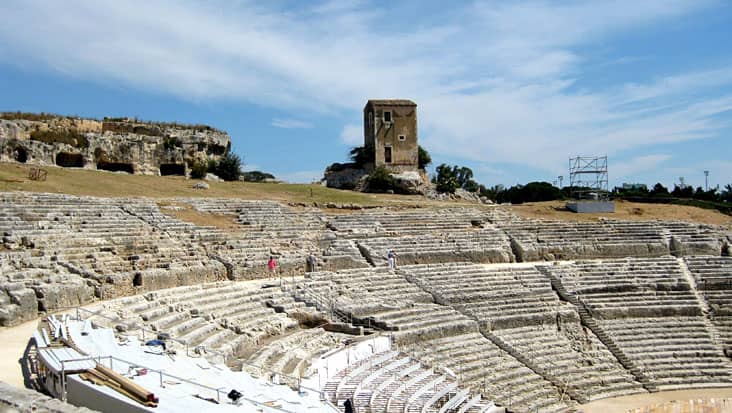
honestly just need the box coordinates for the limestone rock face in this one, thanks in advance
[323,164,428,195]
[323,164,368,190]
[389,170,427,195]
[0,284,37,326]
[0,115,231,176]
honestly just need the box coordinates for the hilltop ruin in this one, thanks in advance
[0,113,230,176]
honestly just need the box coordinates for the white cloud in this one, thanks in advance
[339,124,362,145]
[0,0,728,184]
[613,154,673,181]
[271,118,313,129]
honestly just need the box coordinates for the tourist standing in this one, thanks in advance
[387,250,396,270]
[306,253,316,272]
[268,256,277,277]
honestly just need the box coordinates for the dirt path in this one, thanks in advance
[0,319,39,388]
[579,387,732,413]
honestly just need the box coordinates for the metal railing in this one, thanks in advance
[65,305,357,410]
[59,354,340,412]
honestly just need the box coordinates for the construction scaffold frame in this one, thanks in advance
[569,156,609,200]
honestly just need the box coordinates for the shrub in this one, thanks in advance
[163,136,182,150]
[215,152,242,181]
[190,161,208,179]
[418,145,432,170]
[241,171,275,182]
[365,166,395,192]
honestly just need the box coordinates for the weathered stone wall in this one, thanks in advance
[0,381,99,412]
[0,116,231,176]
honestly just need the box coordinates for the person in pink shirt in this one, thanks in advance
[267,256,277,276]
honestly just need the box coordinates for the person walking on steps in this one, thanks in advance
[344,398,353,413]
[387,250,397,270]
[268,256,277,277]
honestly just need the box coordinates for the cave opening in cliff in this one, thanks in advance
[14,147,27,163]
[97,161,134,174]
[206,144,227,156]
[159,163,185,176]
[55,152,84,168]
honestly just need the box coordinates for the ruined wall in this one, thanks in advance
[0,115,231,176]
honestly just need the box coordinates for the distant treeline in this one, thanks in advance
[432,163,732,215]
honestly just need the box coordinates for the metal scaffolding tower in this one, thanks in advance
[569,156,609,200]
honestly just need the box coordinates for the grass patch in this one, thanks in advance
[0,162,418,206]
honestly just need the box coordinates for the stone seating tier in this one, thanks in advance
[85,281,313,359]
[402,263,564,328]
[357,231,514,265]
[403,332,572,412]
[326,207,485,235]
[493,324,645,401]
[322,349,491,413]
[599,317,732,390]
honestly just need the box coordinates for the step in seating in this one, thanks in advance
[599,317,732,390]
[321,238,371,270]
[183,198,326,237]
[493,323,646,401]
[664,222,724,256]
[326,207,486,236]
[296,268,435,319]
[685,256,732,355]
[84,280,307,360]
[242,328,349,384]
[497,219,670,261]
[323,349,493,413]
[402,263,566,329]
[357,229,514,266]
[0,193,225,320]
[543,257,700,318]
[403,332,572,412]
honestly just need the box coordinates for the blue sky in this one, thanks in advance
[0,0,730,189]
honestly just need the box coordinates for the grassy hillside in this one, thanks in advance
[2,162,731,227]
[0,162,424,206]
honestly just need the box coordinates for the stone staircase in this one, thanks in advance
[480,328,585,405]
[542,269,659,393]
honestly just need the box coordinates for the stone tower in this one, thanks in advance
[363,99,418,172]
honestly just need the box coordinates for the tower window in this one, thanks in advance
[384,147,392,163]
[383,111,392,123]
[398,135,406,141]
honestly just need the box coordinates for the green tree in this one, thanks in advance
[433,164,460,193]
[215,152,242,181]
[418,145,432,170]
[722,184,732,202]
[190,161,207,179]
[349,145,375,167]
[650,183,670,197]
